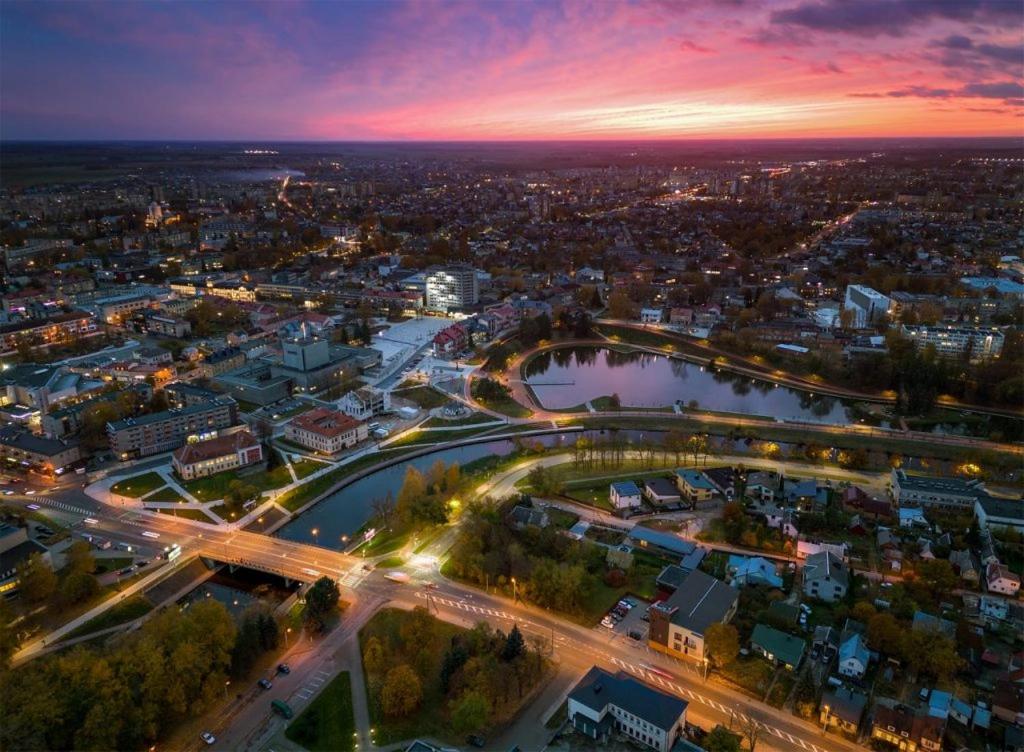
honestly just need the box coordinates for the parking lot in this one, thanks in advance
[599,596,651,643]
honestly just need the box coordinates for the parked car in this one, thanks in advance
[200,732,216,745]
[277,663,291,674]
[601,616,614,629]
[257,678,273,690]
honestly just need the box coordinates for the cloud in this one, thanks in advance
[770,0,1018,37]
[810,61,845,74]
[851,80,1024,105]
[679,39,716,54]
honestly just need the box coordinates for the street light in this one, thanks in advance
[223,680,231,700]
[285,627,292,646]
[312,527,319,545]
[511,577,517,602]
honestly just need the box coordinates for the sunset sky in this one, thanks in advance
[1,0,1021,140]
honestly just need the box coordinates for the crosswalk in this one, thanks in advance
[609,656,829,752]
[37,497,92,516]
[294,669,331,701]
[413,591,568,647]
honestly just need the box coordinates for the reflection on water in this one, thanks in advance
[526,347,852,422]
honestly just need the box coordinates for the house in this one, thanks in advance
[643,477,682,507]
[949,549,980,586]
[674,469,715,505]
[911,611,956,639]
[656,565,689,595]
[702,466,736,500]
[507,504,549,530]
[750,624,805,670]
[766,507,799,538]
[927,690,952,720]
[431,323,469,358]
[728,555,782,588]
[987,561,1021,596]
[626,527,697,559]
[812,626,840,662]
[898,506,930,529]
[0,523,52,596]
[796,540,847,561]
[870,703,944,752]
[171,429,263,480]
[648,570,738,664]
[639,307,664,324]
[838,633,869,679]
[610,481,642,511]
[784,478,824,511]
[339,386,390,421]
[803,551,850,603]
[821,686,867,736]
[843,485,893,520]
[992,679,1024,727]
[567,666,688,752]
[745,471,780,503]
[771,602,801,629]
[284,407,368,455]
[949,697,973,726]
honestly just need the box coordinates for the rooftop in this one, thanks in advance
[288,407,362,438]
[568,666,688,732]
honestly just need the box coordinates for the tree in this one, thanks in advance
[704,726,742,752]
[501,625,525,661]
[915,559,957,599]
[451,689,489,733]
[866,612,902,654]
[739,714,762,752]
[64,540,95,575]
[721,502,747,544]
[380,664,422,717]
[705,623,740,669]
[0,600,18,669]
[607,290,636,320]
[60,571,100,607]
[304,576,340,632]
[363,636,387,676]
[18,553,57,604]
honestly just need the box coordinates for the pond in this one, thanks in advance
[525,346,856,423]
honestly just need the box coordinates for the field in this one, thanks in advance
[284,672,355,752]
[110,472,165,498]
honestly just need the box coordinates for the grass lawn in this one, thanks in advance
[64,595,153,640]
[291,458,324,479]
[545,699,568,729]
[719,657,775,697]
[547,507,580,530]
[154,507,215,522]
[377,555,405,569]
[145,486,183,502]
[354,525,411,557]
[395,385,449,409]
[284,672,355,752]
[93,557,133,575]
[182,464,293,501]
[110,472,166,498]
[562,484,615,511]
[474,393,533,419]
[767,672,796,707]
[421,412,498,428]
[388,424,499,447]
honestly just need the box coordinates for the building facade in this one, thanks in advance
[107,397,238,459]
[425,266,479,312]
[284,407,368,454]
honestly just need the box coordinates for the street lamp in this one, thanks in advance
[312,527,319,545]
[223,680,231,700]
[511,577,517,602]
[822,704,831,733]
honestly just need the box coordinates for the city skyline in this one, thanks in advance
[2,0,1022,141]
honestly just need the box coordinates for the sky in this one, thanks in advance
[1,0,1021,140]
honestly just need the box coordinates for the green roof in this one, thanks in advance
[751,623,805,668]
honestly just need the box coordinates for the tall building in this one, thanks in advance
[900,325,1004,360]
[425,265,479,312]
[843,285,894,328]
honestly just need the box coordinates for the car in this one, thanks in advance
[276,663,291,674]
[24,489,36,495]
[200,732,216,745]
[628,630,643,640]
[919,688,930,701]
[466,735,486,748]
[800,604,812,614]
[118,566,135,576]
[810,646,821,660]
[257,678,273,690]
[2,490,13,496]
[601,616,614,629]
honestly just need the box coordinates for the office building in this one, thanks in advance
[425,265,479,312]
[107,397,238,459]
[284,407,368,455]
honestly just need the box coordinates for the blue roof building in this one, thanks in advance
[728,555,782,588]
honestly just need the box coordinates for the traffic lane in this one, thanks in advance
[400,587,861,752]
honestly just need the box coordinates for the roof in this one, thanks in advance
[0,364,64,389]
[654,569,738,636]
[656,564,688,591]
[644,477,680,497]
[627,526,696,557]
[839,633,869,666]
[568,666,687,732]
[872,704,944,745]
[0,538,47,576]
[803,551,849,589]
[821,686,866,724]
[108,397,235,431]
[173,430,258,466]
[751,624,805,667]
[893,469,984,497]
[611,480,641,497]
[0,427,78,457]
[288,407,361,438]
[975,494,1024,522]
[911,611,956,638]
[729,555,782,587]
[675,469,714,490]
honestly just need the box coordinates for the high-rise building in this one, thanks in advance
[425,265,479,312]
[843,285,894,328]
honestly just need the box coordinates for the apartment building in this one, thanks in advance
[843,285,894,328]
[172,429,262,480]
[339,386,390,421]
[891,469,986,509]
[900,325,1004,360]
[107,397,238,459]
[648,569,738,664]
[425,265,479,312]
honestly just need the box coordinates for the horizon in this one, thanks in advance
[2,0,1022,141]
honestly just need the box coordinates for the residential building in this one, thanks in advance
[974,494,1024,535]
[567,666,688,752]
[820,687,867,737]
[339,386,391,421]
[949,549,981,586]
[986,561,1021,596]
[838,633,869,679]
[728,555,782,588]
[431,323,469,358]
[802,551,849,603]
[639,307,663,324]
[674,469,715,505]
[750,624,805,670]
[145,312,192,338]
[870,704,944,752]
[425,265,479,312]
[890,469,986,509]
[702,466,736,500]
[610,481,642,511]
[197,347,246,378]
[992,679,1024,727]
[0,428,81,474]
[626,527,698,559]
[843,284,894,328]
[284,407,367,455]
[0,524,51,596]
[0,311,98,357]
[171,429,263,480]
[643,477,681,507]
[107,397,238,459]
[900,324,1004,360]
[648,569,738,664]
[164,381,221,409]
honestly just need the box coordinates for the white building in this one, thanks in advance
[610,481,642,510]
[986,562,1021,596]
[284,407,368,455]
[900,325,1004,360]
[843,285,893,328]
[339,386,390,421]
[425,266,479,312]
[567,666,688,752]
[640,307,663,324]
